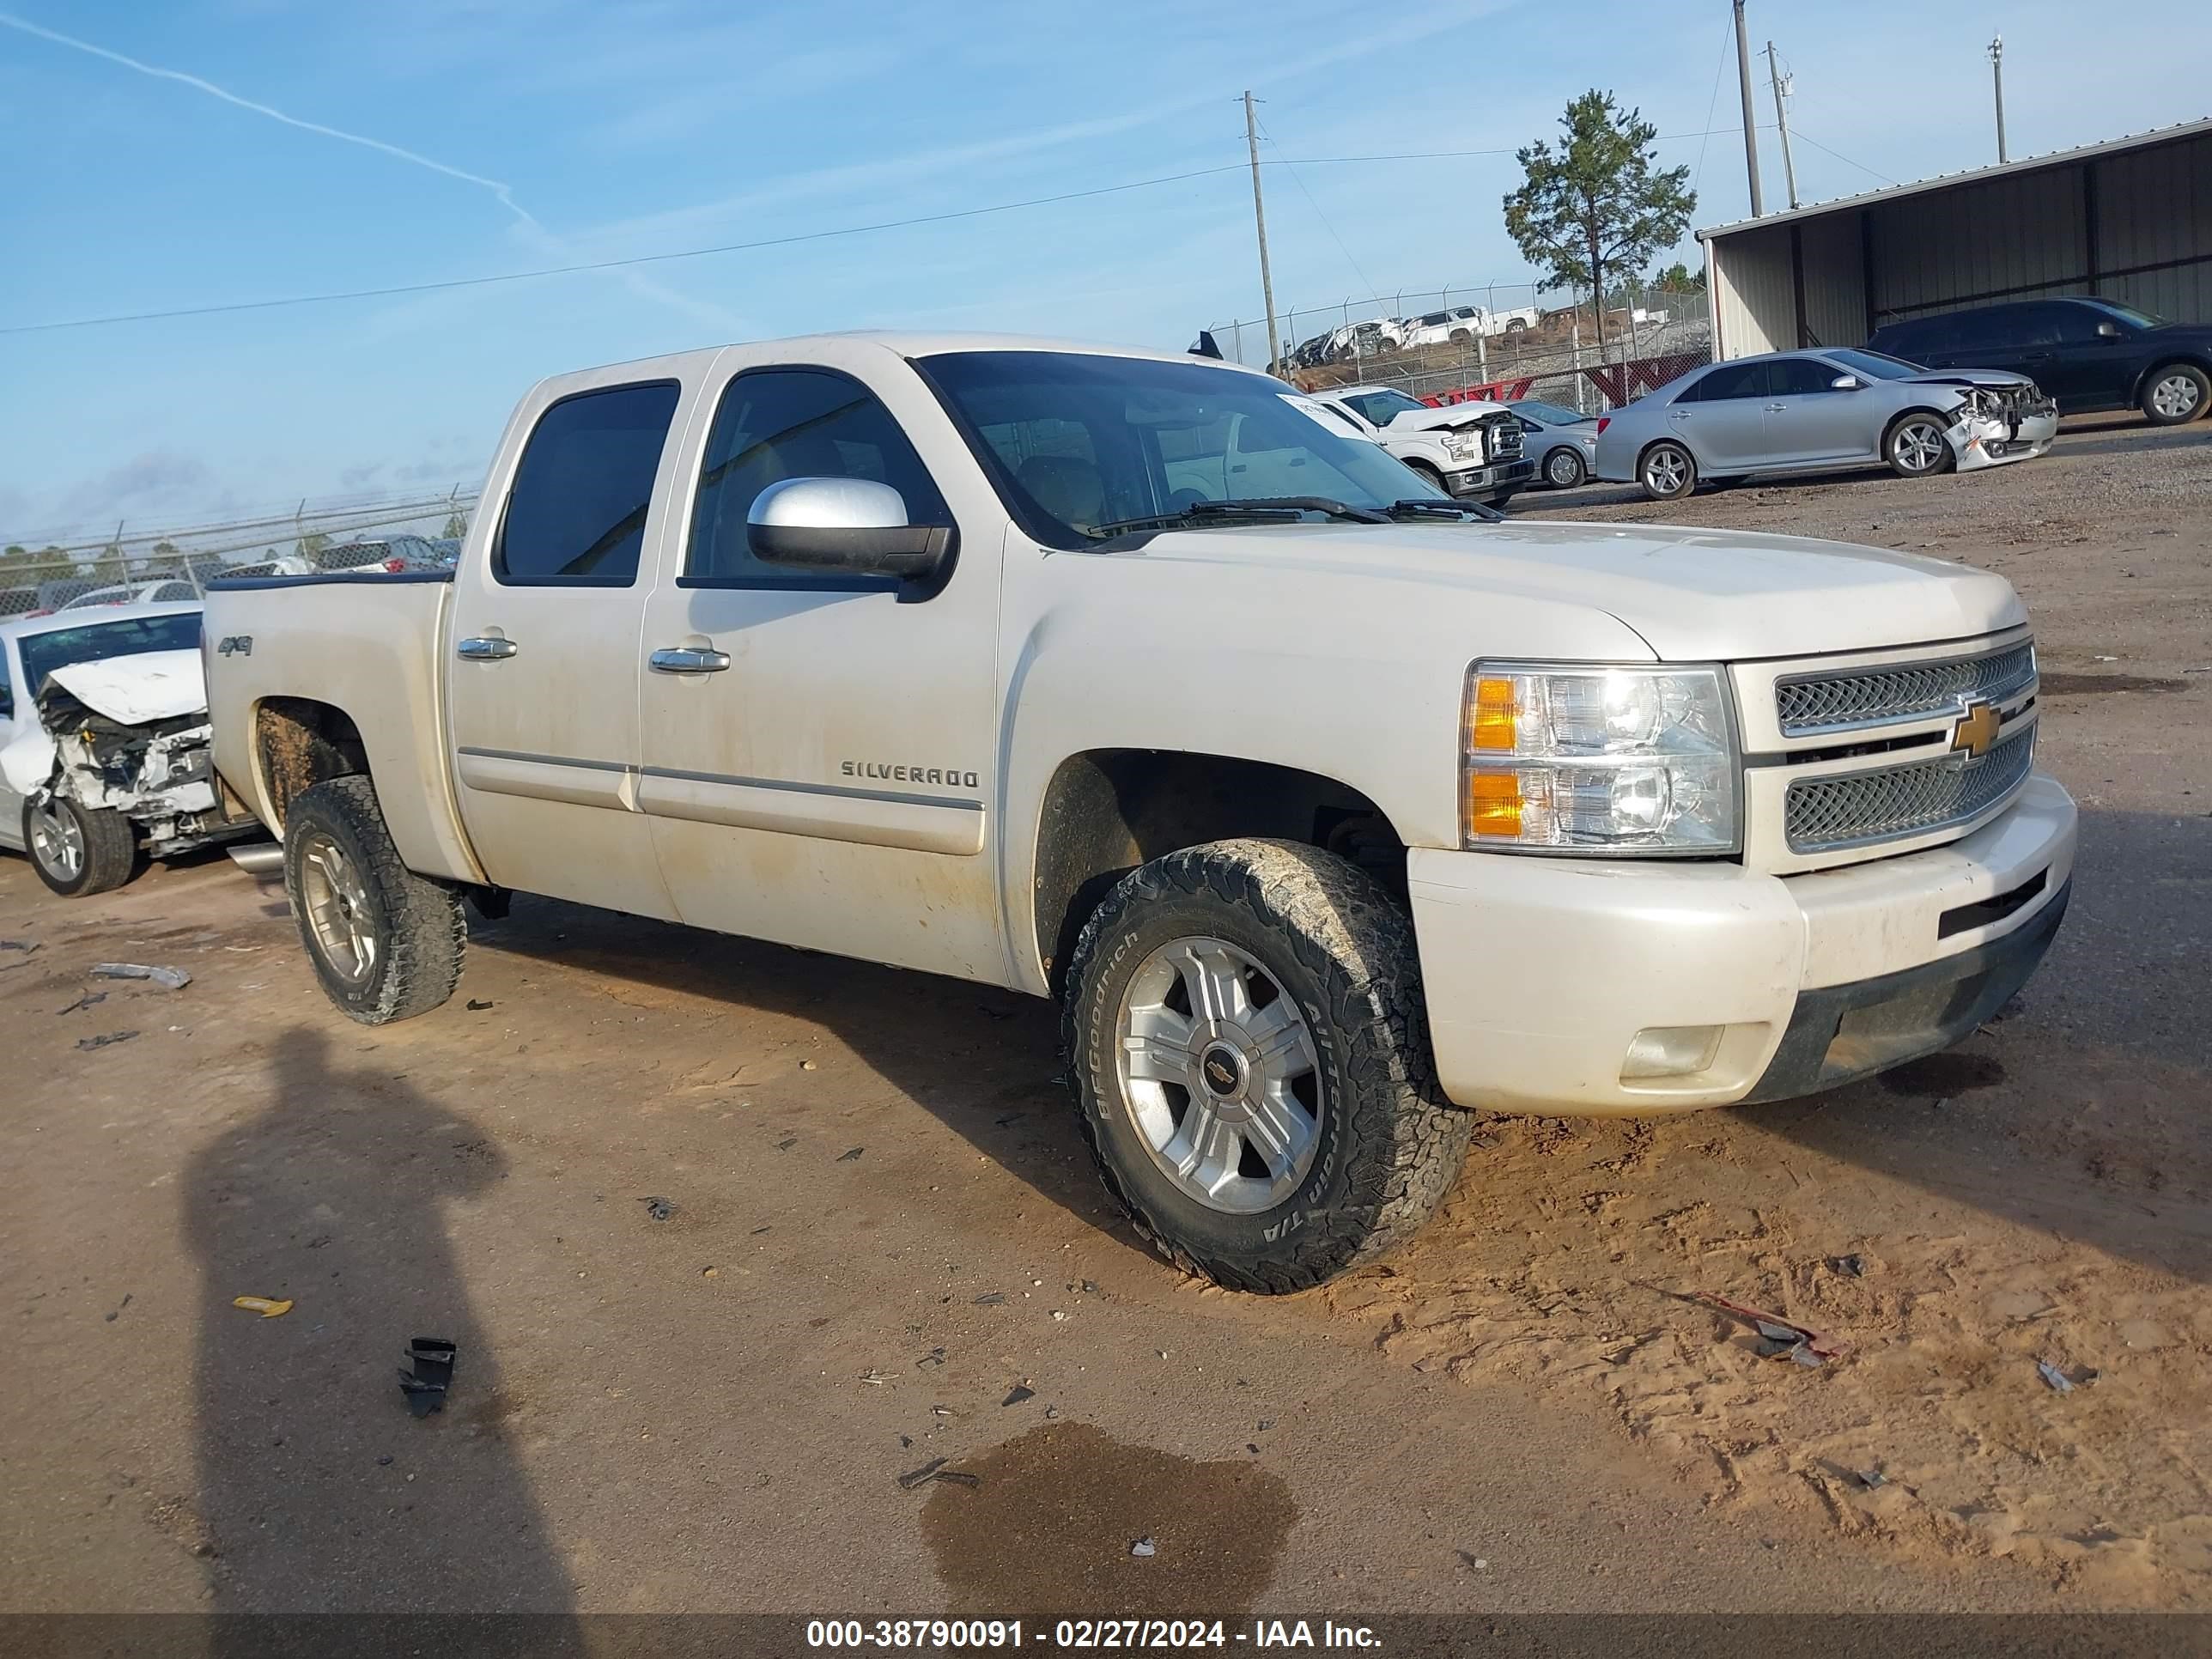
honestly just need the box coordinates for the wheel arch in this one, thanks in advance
[249,696,487,884]
[1028,749,1409,1001]
[2133,355,2212,408]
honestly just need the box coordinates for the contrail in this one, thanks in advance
[0,9,539,228]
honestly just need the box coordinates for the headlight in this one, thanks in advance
[1441,428,1483,461]
[1461,663,1739,854]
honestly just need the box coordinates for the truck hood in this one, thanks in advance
[1131,520,2024,660]
[1383,404,1511,434]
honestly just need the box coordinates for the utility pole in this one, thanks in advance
[1989,35,2008,163]
[1765,41,1798,210]
[1243,91,1281,372]
[1734,0,1764,216]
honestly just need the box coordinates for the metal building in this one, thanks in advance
[1699,118,2212,359]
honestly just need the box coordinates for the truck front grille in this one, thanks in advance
[1487,422,1522,462]
[1776,641,2035,737]
[1784,721,2035,854]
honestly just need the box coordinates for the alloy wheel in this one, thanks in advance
[27,802,83,883]
[1893,419,1948,474]
[1115,935,1322,1215]
[297,830,378,983]
[2150,373,2203,421]
[1644,448,1688,495]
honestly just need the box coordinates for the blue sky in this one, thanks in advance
[1,0,2205,544]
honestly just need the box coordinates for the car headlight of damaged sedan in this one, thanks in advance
[1441,427,1486,461]
[1461,664,1739,853]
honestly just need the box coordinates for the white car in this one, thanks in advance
[60,578,202,611]
[0,601,259,895]
[1308,386,1534,507]
[202,331,2073,1294]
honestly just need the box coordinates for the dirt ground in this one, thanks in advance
[3,416,2208,1624]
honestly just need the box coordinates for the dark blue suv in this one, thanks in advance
[1868,297,2211,426]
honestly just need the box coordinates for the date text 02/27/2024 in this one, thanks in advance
[804,1619,1382,1649]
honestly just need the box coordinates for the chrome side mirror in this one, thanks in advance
[746,477,953,580]
[1831,374,1863,391]
[2096,320,2124,340]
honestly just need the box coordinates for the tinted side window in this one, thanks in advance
[687,368,950,582]
[1692,361,1772,401]
[1929,307,2012,352]
[1772,358,1842,394]
[2040,303,2107,345]
[495,381,678,585]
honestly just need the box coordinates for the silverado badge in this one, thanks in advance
[1950,699,2001,760]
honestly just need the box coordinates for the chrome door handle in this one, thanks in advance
[1765,403,1788,411]
[1667,410,1690,421]
[457,636,519,660]
[649,646,732,674]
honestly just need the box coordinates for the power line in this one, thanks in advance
[1256,117,1381,306]
[1692,10,1736,198]
[3,128,1779,338]
[1788,126,1899,187]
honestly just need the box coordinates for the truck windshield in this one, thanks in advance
[920,350,1440,545]
[19,613,202,696]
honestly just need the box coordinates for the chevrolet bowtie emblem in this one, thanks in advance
[1951,699,2002,759]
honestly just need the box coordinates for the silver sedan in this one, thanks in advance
[1594,348,2058,501]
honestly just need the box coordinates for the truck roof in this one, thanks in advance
[525,331,1273,400]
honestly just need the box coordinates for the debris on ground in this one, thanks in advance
[799,1060,817,1071]
[860,1369,896,1386]
[896,1457,979,1492]
[775,1137,799,1152]
[973,1292,1006,1307]
[1002,1385,1036,1407]
[2038,1360,2098,1392]
[1044,1407,1060,1419]
[1130,1537,1157,1558]
[1829,1254,1867,1278]
[91,963,191,990]
[465,999,495,1012]
[639,1196,676,1222]
[1678,1289,1849,1364]
[397,1338,457,1416]
[76,1030,140,1052]
[1854,1468,1887,1489]
[55,991,107,1016]
[104,1293,132,1323]
[836,1147,864,1162]
[917,1347,947,1368]
[1257,1419,1274,1432]
[231,1296,294,1318]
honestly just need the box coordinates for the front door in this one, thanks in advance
[635,344,1006,983]
[0,644,24,848]
[1762,356,1872,464]
[446,372,700,920]
[1668,359,1771,470]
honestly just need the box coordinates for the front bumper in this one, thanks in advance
[1954,402,2058,470]
[1407,772,2076,1115]
[1443,458,1535,499]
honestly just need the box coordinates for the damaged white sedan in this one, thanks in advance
[0,603,260,896]
[1595,347,2059,501]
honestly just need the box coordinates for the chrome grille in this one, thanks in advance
[1785,722,2035,854]
[1777,641,2035,737]
[1488,421,1522,462]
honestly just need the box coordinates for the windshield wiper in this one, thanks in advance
[1386,498,1502,523]
[1085,496,1389,539]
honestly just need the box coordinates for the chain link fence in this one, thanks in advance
[1206,282,1712,414]
[1,491,478,620]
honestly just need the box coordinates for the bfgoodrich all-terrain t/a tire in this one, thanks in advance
[1061,838,1474,1293]
[283,776,465,1024]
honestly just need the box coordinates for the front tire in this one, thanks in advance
[1638,440,1697,500]
[23,796,137,896]
[1886,410,1956,477]
[283,776,465,1024]
[1061,839,1474,1294]
[1404,459,1450,496]
[2142,363,2209,425]
[1544,446,1587,489]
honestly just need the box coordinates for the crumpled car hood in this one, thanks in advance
[45,647,207,725]
[1902,368,2037,391]
[1384,404,1513,435]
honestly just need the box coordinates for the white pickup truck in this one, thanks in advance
[1306,386,1534,507]
[203,332,2075,1293]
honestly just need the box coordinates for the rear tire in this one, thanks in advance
[1638,440,1697,501]
[2142,362,2209,425]
[283,776,464,1024]
[1886,410,1956,477]
[1061,838,1474,1294]
[1543,447,1587,489]
[22,796,137,896]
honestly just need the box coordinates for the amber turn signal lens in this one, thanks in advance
[1468,676,1517,751]
[1465,770,1523,836]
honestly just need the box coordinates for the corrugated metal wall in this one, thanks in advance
[2098,130,2212,320]
[1707,127,2210,357]
[1711,222,1795,356]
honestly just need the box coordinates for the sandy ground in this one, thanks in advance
[2,416,2208,1621]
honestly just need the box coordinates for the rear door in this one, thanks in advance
[1665,360,1771,468]
[2029,302,2130,410]
[1761,356,1874,464]
[633,343,1007,983]
[445,369,702,920]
